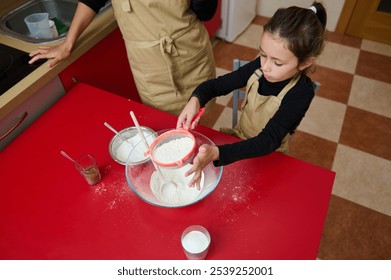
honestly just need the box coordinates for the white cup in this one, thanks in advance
[49,20,58,37]
[24,12,52,39]
[181,225,211,260]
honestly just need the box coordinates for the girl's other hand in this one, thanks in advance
[185,144,219,190]
[176,96,200,130]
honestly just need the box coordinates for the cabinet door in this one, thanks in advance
[345,0,391,44]
[59,28,141,102]
[0,76,65,151]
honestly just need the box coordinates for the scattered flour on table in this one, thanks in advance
[153,137,194,163]
[215,167,261,223]
[91,164,135,213]
[150,164,205,206]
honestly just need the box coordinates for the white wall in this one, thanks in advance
[256,0,345,31]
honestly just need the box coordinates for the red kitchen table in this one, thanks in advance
[0,83,335,260]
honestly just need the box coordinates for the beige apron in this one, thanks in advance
[221,69,300,153]
[111,0,216,115]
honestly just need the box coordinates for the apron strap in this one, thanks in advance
[245,68,263,94]
[159,37,179,56]
[276,73,301,101]
[125,20,198,94]
[160,37,179,95]
[247,69,263,85]
[246,69,300,100]
[125,19,197,53]
[120,0,132,12]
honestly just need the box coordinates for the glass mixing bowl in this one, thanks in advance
[125,129,223,208]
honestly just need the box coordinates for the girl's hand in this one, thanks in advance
[185,144,219,190]
[176,96,200,130]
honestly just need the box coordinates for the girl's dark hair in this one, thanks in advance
[263,1,327,73]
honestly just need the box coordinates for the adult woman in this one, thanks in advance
[29,0,217,115]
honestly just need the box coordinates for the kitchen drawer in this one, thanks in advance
[0,76,65,151]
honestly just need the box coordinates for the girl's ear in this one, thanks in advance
[298,56,316,71]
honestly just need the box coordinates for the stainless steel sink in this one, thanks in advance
[0,0,112,44]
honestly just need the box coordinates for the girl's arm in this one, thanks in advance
[192,58,260,107]
[216,77,315,166]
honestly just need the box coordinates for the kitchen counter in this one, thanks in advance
[0,82,335,259]
[0,1,117,120]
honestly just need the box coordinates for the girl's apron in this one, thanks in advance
[111,0,216,115]
[221,69,300,153]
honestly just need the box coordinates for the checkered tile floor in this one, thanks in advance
[201,16,391,259]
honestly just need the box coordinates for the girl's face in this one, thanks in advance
[259,32,307,83]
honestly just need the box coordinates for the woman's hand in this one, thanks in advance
[176,96,201,130]
[185,144,219,190]
[28,2,96,68]
[29,42,73,67]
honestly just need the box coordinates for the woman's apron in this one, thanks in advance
[221,69,300,153]
[111,0,216,116]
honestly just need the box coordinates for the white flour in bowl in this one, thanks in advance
[115,133,155,163]
[150,163,204,206]
[153,137,194,164]
[116,141,133,163]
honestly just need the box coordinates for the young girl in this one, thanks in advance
[176,2,327,189]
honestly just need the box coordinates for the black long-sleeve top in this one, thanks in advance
[192,58,315,166]
[80,0,217,21]
[79,0,107,14]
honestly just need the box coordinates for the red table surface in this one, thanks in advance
[0,83,335,260]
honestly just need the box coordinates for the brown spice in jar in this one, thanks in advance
[82,165,101,185]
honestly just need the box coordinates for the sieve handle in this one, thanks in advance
[130,111,171,183]
[187,107,205,131]
[130,111,150,150]
[192,108,205,123]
